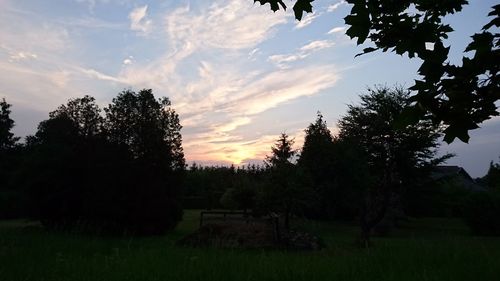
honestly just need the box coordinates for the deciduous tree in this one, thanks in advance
[337,85,449,246]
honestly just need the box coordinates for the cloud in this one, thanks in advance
[215,117,252,133]
[248,48,261,60]
[327,1,346,12]
[76,0,131,13]
[165,1,287,50]
[79,68,124,83]
[327,26,346,34]
[268,54,307,69]
[225,66,339,115]
[129,5,152,35]
[269,40,334,68]
[295,12,320,29]
[181,65,339,164]
[1,0,339,166]
[300,40,335,52]
[8,51,38,61]
[122,56,134,65]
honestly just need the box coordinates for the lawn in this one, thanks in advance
[1,210,499,281]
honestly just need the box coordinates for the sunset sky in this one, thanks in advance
[1,0,499,177]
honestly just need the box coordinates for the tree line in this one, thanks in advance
[1,86,499,243]
[0,89,184,235]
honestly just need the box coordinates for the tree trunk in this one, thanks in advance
[357,179,392,248]
[284,207,290,230]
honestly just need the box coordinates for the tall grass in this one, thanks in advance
[1,211,499,281]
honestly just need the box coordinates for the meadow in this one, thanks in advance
[1,210,499,281]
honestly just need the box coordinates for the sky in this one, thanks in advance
[0,0,498,177]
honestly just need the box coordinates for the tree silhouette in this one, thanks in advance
[23,90,185,235]
[49,95,103,138]
[0,98,19,151]
[105,89,185,170]
[265,133,309,230]
[0,98,23,219]
[103,89,185,234]
[486,158,500,190]
[253,1,500,143]
[338,85,448,246]
[298,112,337,218]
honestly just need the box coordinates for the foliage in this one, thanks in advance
[485,158,500,189]
[105,89,185,170]
[298,112,337,219]
[463,190,500,236]
[298,112,335,188]
[338,86,447,178]
[404,177,470,218]
[264,133,312,229]
[0,99,24,219]
[22,90,185,235]
[0,98,19,151]
[49,95,103,138]
[337,85,447,245]
[183,164,266,210]
[253,1,500,143]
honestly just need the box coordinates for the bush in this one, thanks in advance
[462,191,500,236]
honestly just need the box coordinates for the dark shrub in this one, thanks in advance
[463,191,500,236]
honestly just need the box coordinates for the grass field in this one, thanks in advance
[1,210,499,281]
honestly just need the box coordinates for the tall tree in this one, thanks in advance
[338,85,448,246]
[298,112,336,218]
[253,1,500,143]
[0,98,19,151]
[104,89,185,233]
[265,133,308,230]
[0,98,22,219]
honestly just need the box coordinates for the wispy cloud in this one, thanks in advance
[295,12,320,29]
[1,0,340,165]
[129,5,152,35]
[269,40,335,68]
[8,51,38,61]
[181,65,339,164]
[300,40,335,52]
[165,1,287,50]
[327,1,347,12]
[327,26,347,34]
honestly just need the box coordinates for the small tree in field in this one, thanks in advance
[265,133,309,230]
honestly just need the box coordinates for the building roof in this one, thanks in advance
[430,165,483,191]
